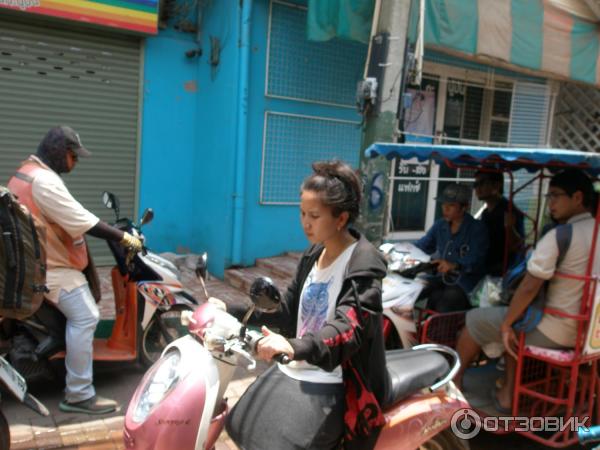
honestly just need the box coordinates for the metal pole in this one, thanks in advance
[357,0,412,243]
[232,0,253,265]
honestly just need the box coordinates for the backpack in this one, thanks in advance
[0,186,47,319]
[501,223,572,333]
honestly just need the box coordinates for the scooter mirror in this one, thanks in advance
[195,252,208,280]
[101,191,120,220]
[140,208,154,226]
[249,277,281,313]
[102,191,113,209]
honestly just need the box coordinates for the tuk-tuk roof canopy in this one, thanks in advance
[365,143,600,176]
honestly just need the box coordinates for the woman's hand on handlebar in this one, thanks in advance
[256,326,294,362]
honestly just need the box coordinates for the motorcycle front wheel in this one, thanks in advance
[139,306,191,367]
[419,428,470,450]
[0,408,10,450]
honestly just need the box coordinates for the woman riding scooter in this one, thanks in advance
[224,161,388,450]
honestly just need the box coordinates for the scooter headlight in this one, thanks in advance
[132,349,181,423]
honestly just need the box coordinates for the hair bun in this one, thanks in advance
[312,161,342,178]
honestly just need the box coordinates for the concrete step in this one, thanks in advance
[255,255,298,280]
[224,266,290,298]
[286,251,302,262]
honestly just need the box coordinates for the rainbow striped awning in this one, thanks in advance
[0,0,159,35]
[422,0,600,87]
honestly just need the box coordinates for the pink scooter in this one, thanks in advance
[123,270,471,450]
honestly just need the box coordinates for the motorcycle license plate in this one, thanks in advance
[0,356,27,401]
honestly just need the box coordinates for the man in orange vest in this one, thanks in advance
[8,126,142,414]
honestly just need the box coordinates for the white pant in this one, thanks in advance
[56,283,99,403]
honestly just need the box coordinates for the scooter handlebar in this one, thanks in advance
[274,353,290,364]
[242,330,290,364]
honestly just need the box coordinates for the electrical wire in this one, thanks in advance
[381,68,403,104]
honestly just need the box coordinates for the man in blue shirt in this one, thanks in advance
[415,183,489,312]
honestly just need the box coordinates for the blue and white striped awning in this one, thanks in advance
[365,143,600,175]
[422,0,600,87]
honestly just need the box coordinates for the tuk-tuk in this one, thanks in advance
[366,142,600,448]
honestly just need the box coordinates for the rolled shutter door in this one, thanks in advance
[0,17,141,264]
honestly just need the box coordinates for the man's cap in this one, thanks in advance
[436,183,472,204]
[39,126,91,158]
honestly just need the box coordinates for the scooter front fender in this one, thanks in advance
[377,382,469,450]
[124,336,220,450]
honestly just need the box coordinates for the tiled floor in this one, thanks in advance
[7,372,260,450]
[9,416,125,450]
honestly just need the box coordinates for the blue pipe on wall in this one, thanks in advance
[232,0,253,265]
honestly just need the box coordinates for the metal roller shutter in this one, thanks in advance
[0,17,141,264]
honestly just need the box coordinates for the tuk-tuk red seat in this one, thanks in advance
[524,345,575,363]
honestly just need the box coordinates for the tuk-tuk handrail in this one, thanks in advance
[543,307,588,322]
[554,271,600,282]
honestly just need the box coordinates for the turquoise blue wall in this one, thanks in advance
[242,0,310,266]
[241,0,364,266]
[140,0,365,276]
[190,0,240,275]
[139,26,199,256]
[140,0,239,277]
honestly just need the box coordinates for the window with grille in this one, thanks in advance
[389,68,551,239]
[260,0,366,205]
[441,79,513,146]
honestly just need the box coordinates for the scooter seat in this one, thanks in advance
[383,348,449,409]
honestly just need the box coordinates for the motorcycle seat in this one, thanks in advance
[383,348,449,409]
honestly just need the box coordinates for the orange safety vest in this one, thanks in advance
[7,160,89,272]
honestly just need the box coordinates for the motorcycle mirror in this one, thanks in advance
[101,191,120,221]
[139,208,154,226]
[249,277,281,313]
[195,252,208,280]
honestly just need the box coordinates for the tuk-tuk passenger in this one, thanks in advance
[454,169,597,413]
[415,184,489,312]
[474,171,525,276]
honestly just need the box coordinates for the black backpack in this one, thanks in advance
[0,186,47,319]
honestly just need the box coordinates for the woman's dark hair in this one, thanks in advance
[549,169,595,210]
[301,160,362,224]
